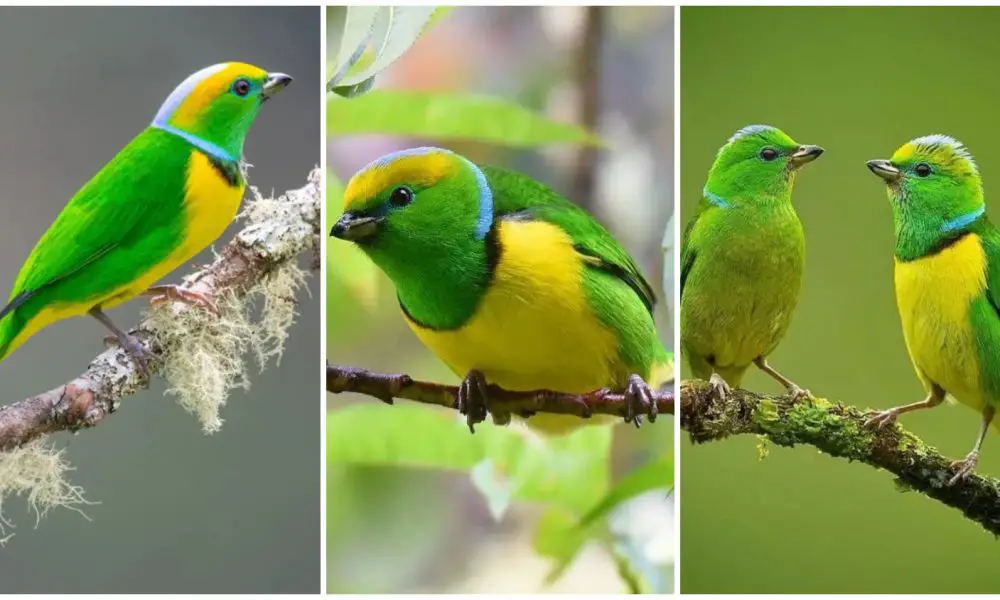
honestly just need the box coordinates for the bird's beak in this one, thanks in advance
[331,212,383,242]
[789,144,824,167]
[261,72,293,101]
[867,159,902,183]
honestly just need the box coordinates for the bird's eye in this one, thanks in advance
[232,79,251,97]
[915,163,932,177]
[760,147,778,161]
[389,186,414,207]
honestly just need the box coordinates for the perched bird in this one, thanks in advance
[0,63,291,376]
[681,125,823,399]
[867,135,1000,484]
[331,147,671,435]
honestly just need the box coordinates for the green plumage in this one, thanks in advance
[681,125,822,395]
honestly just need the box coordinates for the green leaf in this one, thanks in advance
[470,458,514,520]
[328,90,603,147]
[578,455,673,529]
[328,6,379,86]
[533,506,597,585]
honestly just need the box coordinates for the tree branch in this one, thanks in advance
[680,378,1000,535]
[0,169,321,452]
[327,363,674,426]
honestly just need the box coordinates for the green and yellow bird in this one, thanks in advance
[866,134,1000,484]
[681,125,823,399]
[0,62,291,376]
[331,147,671,435]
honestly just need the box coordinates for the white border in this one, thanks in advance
[672,4,683,595]
[318,4,329,595]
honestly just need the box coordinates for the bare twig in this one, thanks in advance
[571,5,604,208]
[0,169,321,452]
[680,378,1000,536]
[327,363,674,424]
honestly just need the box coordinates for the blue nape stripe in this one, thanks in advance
[152,123,236,163]
[703,188,731,209]
[941,205,985,233]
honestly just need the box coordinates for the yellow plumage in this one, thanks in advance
[895,233,986,413]
[404,219,623,434]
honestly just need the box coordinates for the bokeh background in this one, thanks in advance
[681,6,1000,594]
[0,7,320,593]
[328,6,674,593]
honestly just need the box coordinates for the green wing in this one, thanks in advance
[1,129,189,319]
[680,194,726,302]
[482,165,655,314]
[972,223,1000,401]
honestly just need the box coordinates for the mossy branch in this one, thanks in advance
[0,169,321,452]
[680,378,1000,536]
[326,363,675,425]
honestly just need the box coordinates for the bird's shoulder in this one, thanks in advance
[483,165,656,314]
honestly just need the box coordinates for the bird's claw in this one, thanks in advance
[787,384,813,403]
[948,452,980,486]
[457,369,490,434]
[862,408,899,430]
[147,285,219,316]
[708,373,731,401]
[109,333,154,382]
[623,374,657,428]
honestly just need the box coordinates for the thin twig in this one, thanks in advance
[571,5,604,208]
[0,169,322,452]
[327,363,674,424]
[680,378,1000,536]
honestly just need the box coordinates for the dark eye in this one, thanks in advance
[232,79,251,97]
[389,186,414,207]
[915,163,932,177]
[760,147,778,161]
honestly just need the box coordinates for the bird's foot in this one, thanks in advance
[623,374,657,428]
[708,373,731,401]
[948,451,980,486]
[147,285,219,316]
[862,408,900,430]
[105,333,154,381]
[457,369,490,434]
[786,383,813,403]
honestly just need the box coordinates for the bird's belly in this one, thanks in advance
[406,220,623,394]
[895,235,985,408]
[103,152,243,308]
[683,240,803,368]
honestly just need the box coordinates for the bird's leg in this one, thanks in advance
[622,374,658,428]
[144,284,218,316]
[89,307,153,381]
[948,405,995,486]
[456,369,490,434]
[708,373,731,401]
[863,386,945,430]
[753,356,811,401]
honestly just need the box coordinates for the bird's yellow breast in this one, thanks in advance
[894,234,985,409]
[103,151,243,307]
[404,219,623,433]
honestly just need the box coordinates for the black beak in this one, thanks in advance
[261,72,292,102]
[867,159,902,183]
[789,144,824,167]
[331,213,383,242]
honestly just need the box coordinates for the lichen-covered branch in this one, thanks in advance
[680,378,1000,535]
[0,168,321,452]
[327,364,675,426]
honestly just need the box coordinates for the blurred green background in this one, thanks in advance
[0,7,319,593]
[681,6,1000,594]
[328,6,673,593]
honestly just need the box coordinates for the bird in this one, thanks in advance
[866,134,1000,484]
[330,146,672,435]
[680,124,823,400]
[0,62,292,377]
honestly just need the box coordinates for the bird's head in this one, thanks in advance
[705,124,823,205]
[152,62,292,162]
[331,147,493,273]
[867,135,984,237]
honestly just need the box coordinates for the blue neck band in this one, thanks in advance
[460,157,494,240]
[703,187,731,209]
[941,205,985,233]
[152,122,236,163]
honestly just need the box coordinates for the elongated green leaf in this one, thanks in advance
[328,6,379,86]
[578,455,673,529]
[328,90,603,147]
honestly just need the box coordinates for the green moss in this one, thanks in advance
[751,398,874,459]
